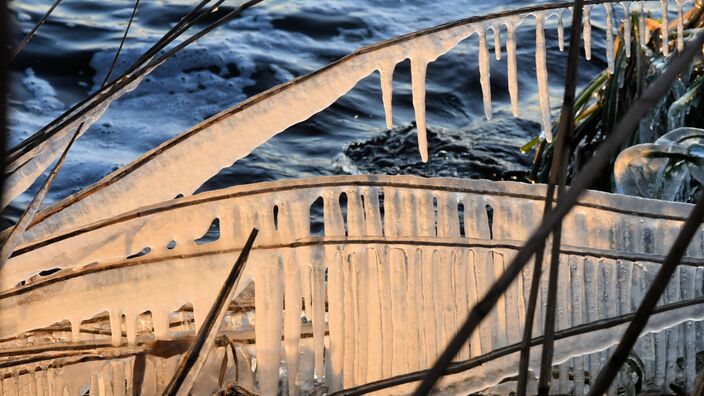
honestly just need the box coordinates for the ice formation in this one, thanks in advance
[3,175,704,395]
[3,2,704,395]
[11,2,682,244]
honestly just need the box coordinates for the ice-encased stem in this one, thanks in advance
[583,5,592,60]
[411,58,429,162]
[676,0,684,52]
[605,3,615,74]
[493,25,501,60]
[623,2,632,58]
[558,12,565,52]
[535,15,552,142]
[379,64,395,130]
[479,29,493,120]
[506,23,519,117]
[661,0,669,55]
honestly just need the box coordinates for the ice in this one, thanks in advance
[3,174,704,394]
[535,13,552,142]
[478,29,493,120]
[584,5,593,60]
[11,3,671,244]
[493,25,501,60]
[506,22,519,117]
[557,11,565,52]
[605,3,616,74]
[676,0,684,51]
[622,2,632,58]
[640,1,647,46]
[411,58,430,162]
[661,0,669,55]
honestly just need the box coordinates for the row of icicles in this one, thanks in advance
[381,0,694,162]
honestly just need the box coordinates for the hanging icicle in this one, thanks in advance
[558,11,565,52]
[535,14,552,142]
[661,0,669,55]
[479,28,493,120]
[583,5,593,60]
[411,58,429,162]
[493,25,501,60]
[676,0,684,52]
[506,23,519,117]
[622,2,632,58]
[639,1,647,47]
[378,63,395,130]
[605,3,615,74]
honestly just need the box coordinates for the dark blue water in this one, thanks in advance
[6,0,615,216]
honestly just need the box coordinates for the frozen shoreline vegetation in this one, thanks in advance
[2,1,704,395]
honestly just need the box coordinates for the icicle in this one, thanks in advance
[410,58,429,162]
[506,23,519,117]
[661,0,669,55]
[605,4,615,74]
[378,63,395,130]
[639,1,647,47]
[676,0,684,52]
[493,25,501,60]
[622,2,632,58]
[535,15,552,142]
[478,29,493,121]
[558,12,565,52]
[283,251,302,396]
[583,5,593,60]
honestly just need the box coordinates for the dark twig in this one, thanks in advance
[101,0,141,89]
[413,29,704,396]
[8,0,63,64]
[588,195,704,394]
[161,228,258,396]
[536,0,584,393]
[518,2,583,394]
[332,295,704,395]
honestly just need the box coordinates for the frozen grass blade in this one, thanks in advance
[101,0,141,88]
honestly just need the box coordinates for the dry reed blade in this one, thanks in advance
[8,0,63,64]
[101,0,141,88]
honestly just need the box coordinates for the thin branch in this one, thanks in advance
[518,2,584,393]
[536,0,584,393]
[161,228,258,396]
[413,29,704,395]
[587,195,704,394]
[8,0,63,64]
[0,122,84,267]
[101,0,141,89]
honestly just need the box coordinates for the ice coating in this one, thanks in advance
[10,2,683,244]
[676,0,684,52]
[622,2,632,57]
[378,63,395,130]
[506,22,519,117]
[493,25,501,60]
[661,0,669,55]
[557,11,565,52]
[535,13,552,142]
[478,29,493,121]
[584,5,593,60]
[411,58,429,162]
[605,3,616,74]
[640,1,647,46]
[3,175,704,394]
